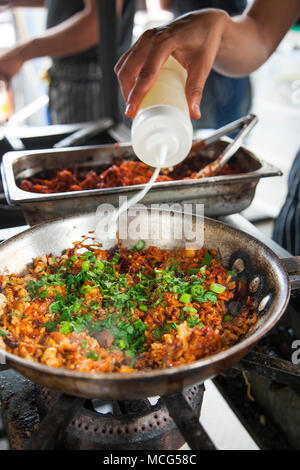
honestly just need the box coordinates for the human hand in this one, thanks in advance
[115,9,229,119]
[0,47,23,86]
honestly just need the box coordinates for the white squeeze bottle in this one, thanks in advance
[131,56,193,168]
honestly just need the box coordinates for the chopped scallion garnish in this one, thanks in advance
[210,283,226,294]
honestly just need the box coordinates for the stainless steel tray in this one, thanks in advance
[1,139,281,225]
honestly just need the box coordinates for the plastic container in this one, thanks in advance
[131,56,193,168]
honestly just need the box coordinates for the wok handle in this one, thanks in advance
[281,256,300,290]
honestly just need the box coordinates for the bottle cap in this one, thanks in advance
[131,105,193,168]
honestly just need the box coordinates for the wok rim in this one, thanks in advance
[0,211,290,383]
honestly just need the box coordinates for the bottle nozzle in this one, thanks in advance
[145,131,179,167]
[131,104,193,168]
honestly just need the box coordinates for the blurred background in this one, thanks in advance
[0,0,299,234]
[0,1,299,451]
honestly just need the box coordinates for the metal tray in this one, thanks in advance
[1,139,281,225]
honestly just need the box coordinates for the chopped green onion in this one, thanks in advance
[82,251,96,262]
[125,350,135,358]
[72,300,81,312]
[118,339,127,350]
[81,285,92,294]
[89,300,99,310]
[112,253,121,264]
[188,268,200,275]
[179,293,192,304]
[153,328,165,339]
[81,260,90,272]
[187,315,203,328]
[210,283,226,294]
[0,329,7,336]
[204,292,217,304]
[94,260,104,271]
[126,325,134,335]
[7,311,25,318]
[38,289,48,299]
[59,322,72,334]
[201,253,212,266]
[86,350,99,361]
[44,322,57,333]
[154,269,162,279]
[131,240,145,251]
[49,301,61,314]
[223,315,232,322]
[139,304,148,312]
[152,294,164,307]
[168,322,178,332]
[190,284,204,299]
[182,306,197,314]
[130,358,136,368]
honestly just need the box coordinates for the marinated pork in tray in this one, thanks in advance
[19,153,244,194]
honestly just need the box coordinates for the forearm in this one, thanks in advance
[14,7,98,61]
[214,0,300,77]
[158,0,171,11]
[115,0,300,118]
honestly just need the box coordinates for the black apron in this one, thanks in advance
[45,0,135,123]
[273,149,300,256]
[170,0,247,16]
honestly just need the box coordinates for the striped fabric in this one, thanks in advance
[48,61,103,124]
[273,149,300,256]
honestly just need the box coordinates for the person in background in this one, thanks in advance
[159,0,252,129]
[0,0,136,123]
[0,0,248,127]
[116,0,300,256]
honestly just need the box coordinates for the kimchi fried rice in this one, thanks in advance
[0,239,258,373]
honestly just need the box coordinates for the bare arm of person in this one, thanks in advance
[115,0,300,119]
[0,0,99,84]
[159,0,171,11]
[0,1,44,8]
[216,0,300,76]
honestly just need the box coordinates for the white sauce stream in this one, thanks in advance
[97,145,168,249]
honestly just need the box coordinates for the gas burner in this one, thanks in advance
[0,368,210,450]
[34,385,204,450]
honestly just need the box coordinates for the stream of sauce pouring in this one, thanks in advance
[97,145,168,249]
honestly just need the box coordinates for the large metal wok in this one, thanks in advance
[0,210,298,400]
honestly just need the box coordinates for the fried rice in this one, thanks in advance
[0,239,258,373]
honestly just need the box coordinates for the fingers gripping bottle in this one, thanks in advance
[131,56,193,168]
